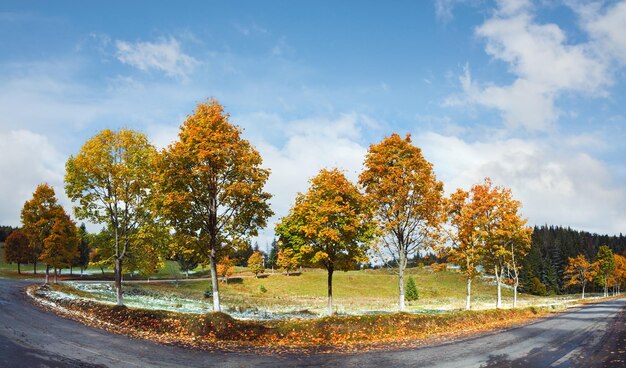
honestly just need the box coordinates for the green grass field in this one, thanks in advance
[126,266,576,315]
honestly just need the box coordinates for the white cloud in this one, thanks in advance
[581,1,626,65]
[0,130,71,226]
[246,113,370,247]
[416,131,626,234]
[449,0,609,131]
[115,37,198,79]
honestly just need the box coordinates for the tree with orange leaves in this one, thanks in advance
[359,134,444,312]
[276,168,375,316]
[475,178,530,309]
[4,229,30,274]
[217,255,235,283]
[40,210,79,284]
[21,184,64,277]
[563,254,597,299]
[156,99,273,312]
[447,188,484,311]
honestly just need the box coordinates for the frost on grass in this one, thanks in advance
[48,282,318,320]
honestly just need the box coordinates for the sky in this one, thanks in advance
[2,0,626,249]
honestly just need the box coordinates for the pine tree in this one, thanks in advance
[405,276,419,301]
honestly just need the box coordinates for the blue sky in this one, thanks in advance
[2,0,626,247]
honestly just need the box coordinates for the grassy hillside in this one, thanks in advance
[128,267,559,314]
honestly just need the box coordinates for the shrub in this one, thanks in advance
[204,285,213,299]
[405,276,419,301]
[259,285,267,293]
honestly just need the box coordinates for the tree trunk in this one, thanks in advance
[513,279,518,308]
[70,266,73,276]
[327,266,334,316]
[17,263,20,275]
[209,251,220,312]
[54,268,58,284]
[582,282,585,300]
[495,265,502,309]
[466,277,471,311]
[398,266,405,312]
[604,276,608,297]
[45,265,49,284]
[114,258,124,306]
[398,249,406,312]
[33,260,37,275]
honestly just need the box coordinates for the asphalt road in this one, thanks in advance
[1,279,624,368]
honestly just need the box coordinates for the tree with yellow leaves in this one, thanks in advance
[276,168,375,316]
[359,134,444,312]
[65,129,157,305]
[563,254,597,299]
[247,251,265,278]
[276,247,299,275]
[156,99,273,312]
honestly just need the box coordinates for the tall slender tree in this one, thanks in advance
[359,134,444,311]
[595,245,615,297]
[446,188,484,311]
[156,99,273,312]
[65,129,157,305]
[276,168,375,316]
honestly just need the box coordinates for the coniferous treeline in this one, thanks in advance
[520,225,626,295]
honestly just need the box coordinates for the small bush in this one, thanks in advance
[203,286,213,299]
[405,276,419,301]
[259,285,267,293]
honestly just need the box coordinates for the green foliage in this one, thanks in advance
[405,276,419,301]
[529,277,547,296]
[259,285,267,293]
[204,285,213,299]
[268,238,279,269]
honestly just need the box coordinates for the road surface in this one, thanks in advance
[0,279,624,367]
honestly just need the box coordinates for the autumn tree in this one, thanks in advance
[276,247,300,275]
[21,184,63,275]
[611,254,626,295]
[65,129,157,305]
[563,254,597,299]
[478,179,530,309]
[40,211,79,283]
[172,233,200,278]
[447,188,484,310]
[4,229,30,274]
[276,168,375,316]
[359,134,444,311]
[595,245,615,297]
[156,100,273,312]
[248,251,265,277]
[217,255,235,283]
